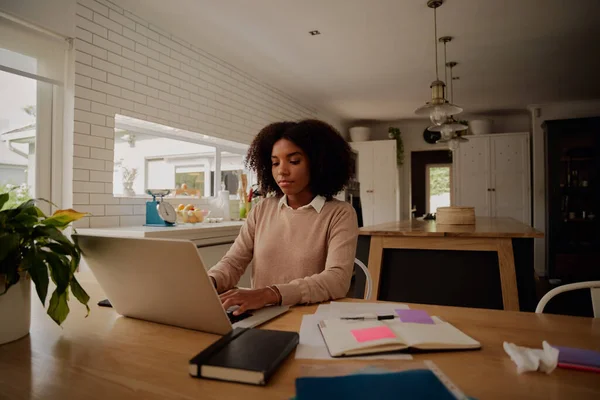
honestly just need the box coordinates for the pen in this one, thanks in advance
[341,315,397,321]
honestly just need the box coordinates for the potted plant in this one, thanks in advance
[122,166,138,196]
[388,127,405,166]
[0,192,90,344]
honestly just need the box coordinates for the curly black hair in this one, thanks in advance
[245,119,353,200]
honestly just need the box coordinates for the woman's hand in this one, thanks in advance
[219,287,279,315]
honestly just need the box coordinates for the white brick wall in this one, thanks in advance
[73,0,317,228]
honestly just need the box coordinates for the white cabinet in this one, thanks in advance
[197,243,252,288]
[454,132,531,224]
[350,140,399,226]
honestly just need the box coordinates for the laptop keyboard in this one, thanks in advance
[227,310,253,324]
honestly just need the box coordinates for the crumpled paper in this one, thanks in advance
[503,341,559,374]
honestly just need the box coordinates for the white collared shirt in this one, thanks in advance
[278,195,326,213]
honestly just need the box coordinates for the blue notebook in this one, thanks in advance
[295,369,467,400]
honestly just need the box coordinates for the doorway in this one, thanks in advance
[426,164,452,213]
[410,150,453,217]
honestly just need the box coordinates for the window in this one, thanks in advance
[218,152,246,196]
[113,115,251,198]
[0,15,67,212]
[426,164,452,213]
[175,167,206,193]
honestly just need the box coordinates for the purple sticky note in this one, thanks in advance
[351,326,396,343]
[395,309,434,324]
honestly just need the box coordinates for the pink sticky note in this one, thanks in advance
[351,326,396,343]
[395,309,434,324]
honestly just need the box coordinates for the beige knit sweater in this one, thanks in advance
[207,196,359,306]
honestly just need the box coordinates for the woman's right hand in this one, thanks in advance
[219,287,279,315]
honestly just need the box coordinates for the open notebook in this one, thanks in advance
[317,316,481,357]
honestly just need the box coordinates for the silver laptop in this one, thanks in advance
[74,235,289,335]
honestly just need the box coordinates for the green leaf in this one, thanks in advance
[0,192,8,209]
[24,249,50,307]
[32,206,46,218]
[70,277,90,317]
[16,199,36,211]
[41,209,89,230]
[47,289,69,325]
[0,233,19,262]
[33,225,73,248]
[43,251,72,293]
[70,246,81,274]
[14,213,39,227]
[43,241,73,254]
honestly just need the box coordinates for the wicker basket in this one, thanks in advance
[436,206,476,225]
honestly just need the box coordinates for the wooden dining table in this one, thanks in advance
[0,281,599,399]
[358,217,545,311]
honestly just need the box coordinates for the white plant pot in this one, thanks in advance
[123,182,135,197]
[0,276,31,345]
[349,127,371,142]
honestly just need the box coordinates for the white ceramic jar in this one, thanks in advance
[469,119,492,135]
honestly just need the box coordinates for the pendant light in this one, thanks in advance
[414,0,462,125]
[438,61,469,146]
[428,36,467,136]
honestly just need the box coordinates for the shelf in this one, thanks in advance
[561,185,592,189]
[563,218,596,223]
[555,248,600,255]
[560,157,594,162]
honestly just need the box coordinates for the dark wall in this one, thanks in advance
[411,150,452,217]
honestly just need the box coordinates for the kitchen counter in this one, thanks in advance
[77,221,251,286]
[356,217,544,312]
[78,221,244,246]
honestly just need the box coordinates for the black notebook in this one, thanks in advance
[189,328,299,385]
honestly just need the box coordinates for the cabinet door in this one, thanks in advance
[372,140,398,225]
[490,134,530,224]
[455,137,491,217]
[351,142,374,226]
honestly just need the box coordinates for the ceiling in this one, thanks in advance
[116,0,600,122]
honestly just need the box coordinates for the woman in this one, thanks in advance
[208,119,359,315]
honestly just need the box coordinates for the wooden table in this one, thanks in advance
[1,282,598,400]
[359,217,544,311]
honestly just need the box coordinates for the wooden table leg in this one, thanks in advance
[366,236,383,300]
[497,238,520,311]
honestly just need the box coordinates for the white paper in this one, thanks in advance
[316,301,410,317]
[295,313,413,361]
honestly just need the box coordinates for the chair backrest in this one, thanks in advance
[354,258,372,300]
[535,281,600,317]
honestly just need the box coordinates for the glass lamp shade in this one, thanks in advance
[415,80,463,123]
[415,102,463,125]
[429,107,447,126]
[427,121,468,133]
[436,125,454,143]
[415,102,463,116]
[448,139,460,151]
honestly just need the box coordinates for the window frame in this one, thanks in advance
[0,14,71,213]
[115,115,251,200]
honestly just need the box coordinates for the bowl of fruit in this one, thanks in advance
[176,204,210,224]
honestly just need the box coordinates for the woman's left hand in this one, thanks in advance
[219,287,278,315]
